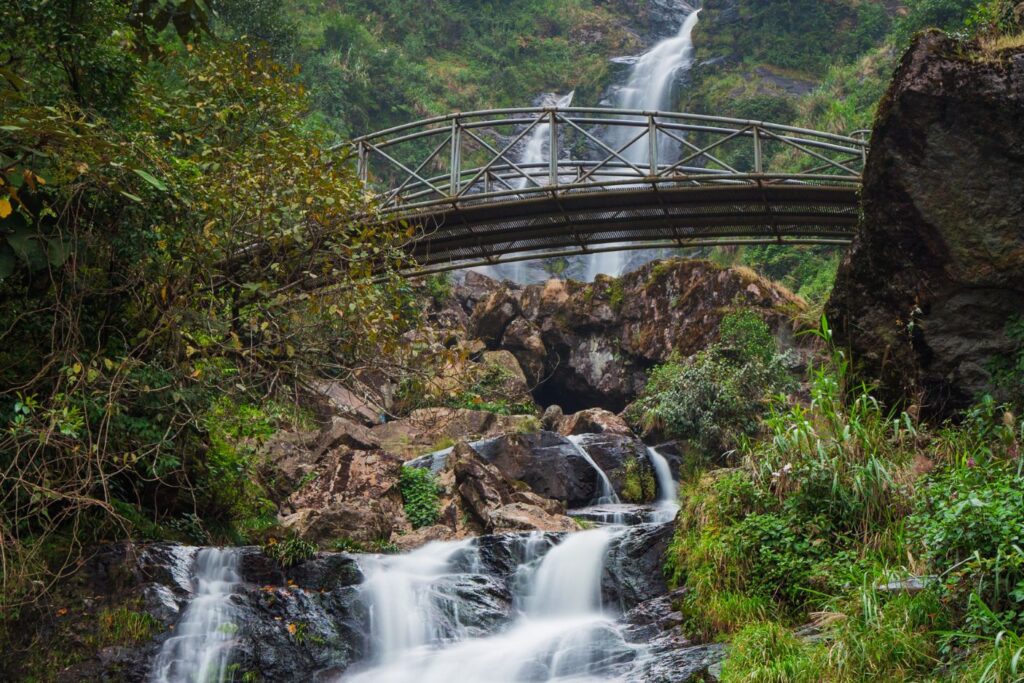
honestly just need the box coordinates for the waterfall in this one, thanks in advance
[567,435,620,506]
[646,446,680,523]
[586,9,701,282]
[342,528,631,683]
[150,548,241,683]
[360,539,476,663]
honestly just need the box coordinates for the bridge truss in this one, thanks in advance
[348,107,868,274]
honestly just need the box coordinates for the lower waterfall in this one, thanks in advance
[342,527,640,683]
[149,548,241,683]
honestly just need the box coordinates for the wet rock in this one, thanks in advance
[571,432,649,494]
[603,523,674,611]
[392,524,459,551]
[470,431,606,507]
[827,31,1024,415]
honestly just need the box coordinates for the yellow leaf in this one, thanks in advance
[287,623,297,635]
[0,198,11,219]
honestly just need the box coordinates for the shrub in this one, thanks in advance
[263,535,318,568]
[626,310,791,455]
[400,466,441,529]
[620,457,657,503]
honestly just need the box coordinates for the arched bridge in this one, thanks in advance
[349,108,868,274]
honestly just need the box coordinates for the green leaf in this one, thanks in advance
[119,191,144,203]
[46,237,74,267]
[132,168,168,192]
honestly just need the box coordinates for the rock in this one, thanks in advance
[541,404,564,430]
[510,489,566,516]
[488,502,580,534]
[502,317,548,386]
[281,447,409,544]
[827,32,1024,415]
[570,432,649,495]
[463,259,804,412]
[556,407,634,436]
[372,407,540,459]
[602,522,674,612]
[393,525,459,551]
[481,349,534,400]
[469,431,608,507]
[876,576,934,595]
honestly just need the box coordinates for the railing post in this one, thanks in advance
[549,110,558,187]
[449,118,461,197]
[753,126,763,174]
[357,142,368,183]
[648,115,658,177]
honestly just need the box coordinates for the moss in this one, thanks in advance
[620,457,657,503]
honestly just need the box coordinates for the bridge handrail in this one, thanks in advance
[344,106,868,148]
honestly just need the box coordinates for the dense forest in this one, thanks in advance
[2,0,1024,681]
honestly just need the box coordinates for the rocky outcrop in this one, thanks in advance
[555,407,633,436]
[371,407,539,460]
[827,32,1024,415]
[466,259,804,411]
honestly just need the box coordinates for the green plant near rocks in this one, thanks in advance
[626,310,792,454]
[263,535,318,568]
[720,621,822,683]
[620,457,657,503]
[989,315,1024,409]
[400,466,441,529]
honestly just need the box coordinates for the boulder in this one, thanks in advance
[827,32,1024,415]
[372,407,539,459]
[602,522,675,612]
[541,404,564,430]
[281,448,409,544]
[569,432,649,495]
[469,431,608,507]
[556,408,633,436]
[488,502,579,534]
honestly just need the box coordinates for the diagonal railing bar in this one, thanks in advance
[457,118,549,196]
[383,134,453,206]
[661,126,751,177]
[759,128,862,176]
[364,141,450,200]
[560,117,650,179]
[779,154,865,179]
[656,125,742,177]
[574,126,651,184]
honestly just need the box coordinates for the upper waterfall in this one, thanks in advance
[586,8,701,281]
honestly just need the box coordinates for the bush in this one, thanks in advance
[400,466,441,529]
[626,310,792,455]
[263,535,318,568]
[620,457,657,503]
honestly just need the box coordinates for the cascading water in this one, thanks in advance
[341,527,637,683]
[646,446,680,523]
[567,435,620,506]
[586,8,701,281]
[150,548,241,683]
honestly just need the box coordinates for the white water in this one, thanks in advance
[646,446,680,523]
[586,9,701,282]
[150,548,241,683]
[567,435,621,506]
[343,528,633,683]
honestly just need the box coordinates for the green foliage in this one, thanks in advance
[424,274,454,304]
[94,606,162,647]
[400,466,441,529]
[263,535,318,568]
[620,457,657,504]
[0,0,437,617]
[720,621,821,683]
[626,310,792,454]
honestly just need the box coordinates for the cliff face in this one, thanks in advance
[465,259,805,412]
[827,31,1024,414]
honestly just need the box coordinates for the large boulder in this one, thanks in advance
[468,431,608,507]
[556,408,634,437]
[828,32,1024,415]
[464,259,804,412]
[371,407,539,459]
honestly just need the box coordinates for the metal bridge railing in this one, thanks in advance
[347,107,868,215]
